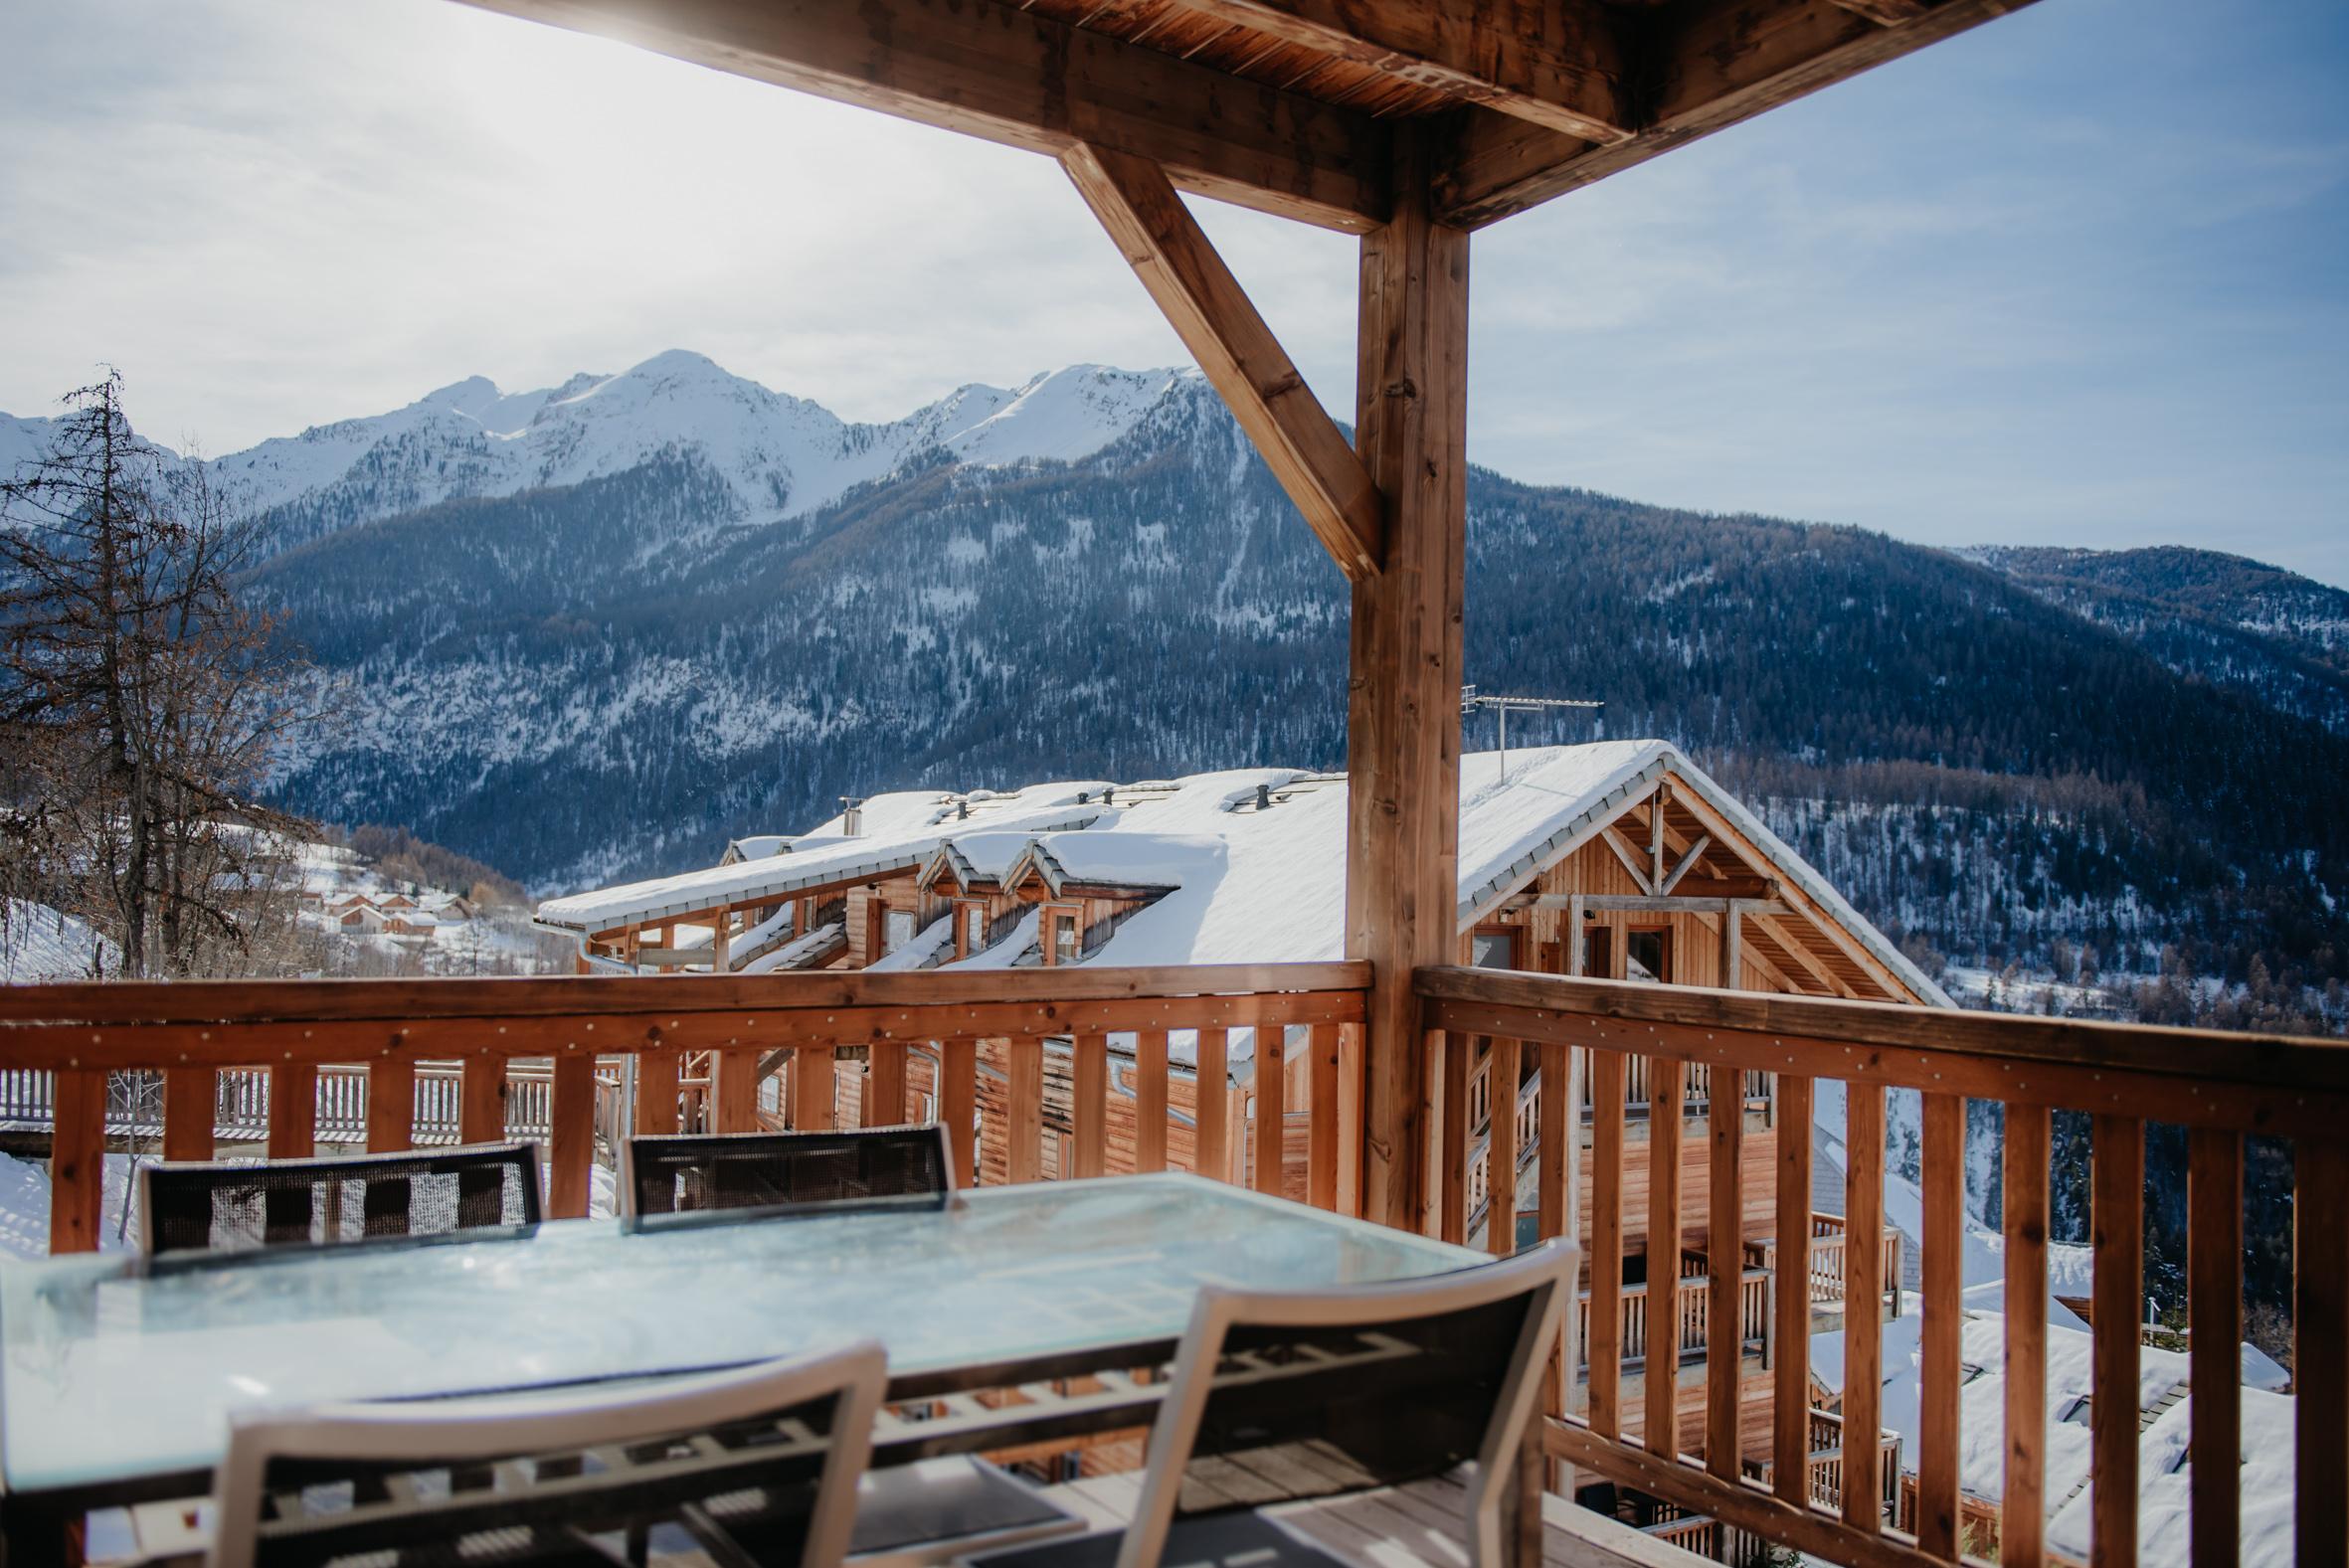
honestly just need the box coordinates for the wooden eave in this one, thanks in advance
[581,862,918,944]
[460,0,2036,233]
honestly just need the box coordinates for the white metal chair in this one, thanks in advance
[963,1240,1573,1568]
[206,1341,886,1568]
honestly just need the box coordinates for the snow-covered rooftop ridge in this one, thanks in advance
[533,781,1112,932]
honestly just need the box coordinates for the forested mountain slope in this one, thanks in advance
[223,370,2347,1009]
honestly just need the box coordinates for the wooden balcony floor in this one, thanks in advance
[1042,1470,1704,1568]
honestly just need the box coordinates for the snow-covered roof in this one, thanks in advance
[533,783,1112,932]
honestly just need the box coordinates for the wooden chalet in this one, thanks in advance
[7,0,2347,1564]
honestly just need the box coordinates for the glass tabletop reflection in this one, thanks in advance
[0,1172,1485,1495]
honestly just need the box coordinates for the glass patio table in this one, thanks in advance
[0,1173,1486,1516]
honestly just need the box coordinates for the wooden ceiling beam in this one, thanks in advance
[1062,142,1385,577]
[1435,0,2040,229]
[1159,0,1633,145]
[457,0,1391,233]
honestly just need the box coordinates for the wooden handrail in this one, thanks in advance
[1416,964,2349,1568]
[8,964,1368,1250]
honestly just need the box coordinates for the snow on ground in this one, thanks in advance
[0,1151,141,1259]
[1,900,116,981]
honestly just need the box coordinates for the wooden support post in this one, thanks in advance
[162,1067,216,1161]
[942,1039,978,1187]
[1308,1024,1339,1208]
[791,1045,835,1131]
[269,1062,317,1158]
[1772,1074,1815,1507]
[546,1053,596,1220]
[460,1058,508,1143]
[1646,1059,1684,1459]
[2004,1101,2052,1568]
[1254,1024,1287,1196]
[1007,1038,1043,1184]
[866,1040,909,1128]
[714,1048,760,1134]
[709,909,731,974]
[1072,1033,1108,1178]
[1193,1028,1226,1180]
[2090,1115,2143,1568]
[2187,1128,2242,1567]
[1487,1036,1520,1255]
[633,1052,679,1135]
[1347,121,1468,1234]
[1137,1029,1171,1172]
[367,1057,417,1152]
[50,1068,105,1255]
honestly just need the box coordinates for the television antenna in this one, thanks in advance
[1461,686,1604,783]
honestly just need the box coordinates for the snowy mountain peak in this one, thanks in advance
[3,355,1204,551]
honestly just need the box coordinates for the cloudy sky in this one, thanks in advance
[3,0,2345,585]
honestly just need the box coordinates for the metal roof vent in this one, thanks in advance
[1256,782,1272,812]
[841,796,864,836]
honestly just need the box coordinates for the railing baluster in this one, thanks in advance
[942,1037,978,1187]
[1137,1028,1169,1173]
[866,1040,908,1128]
[50,1068,104,1254]
[1919,1092,1965,1560]
[1193,1028,1225,1179]
[2296,1138,2349,1567]
[1254,1023,1287,1196]
[162,1066,216,1161]
[788,1045,833,1132]
[269,1063,317,1158]
[713,1047,761,1133]
[2004,1101,2052,1568]
[1590,1048,1626,1443]
[1708,1057,1743,1478]
[1648,1056,1685,1460]
[1487,1035,1519,1255]
[1773,1073,1813,1508]
[1072,1032,1107,1178]
[547,1051,597,1219]
[1006,1036,1043,1184]
[1309,1024,1339,1208]
[2090,1115,2143,1568]
[1441,1030,1470,1245]
[1843,1083,1886,1532]
[368,1057,416,1153]
[2186,1127,2241,1568]
[632,1051,677,1136]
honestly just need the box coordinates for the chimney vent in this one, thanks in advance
[840,796,864,836]
[1256,783,1272,811]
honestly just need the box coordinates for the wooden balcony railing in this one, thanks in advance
[1575,1268,1772,1371]
[1747,1215,1905,1318]
[0,962,1366,1249]
[1417,963,2349,1568]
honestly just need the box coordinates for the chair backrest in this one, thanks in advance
[624,1125,955,1221]
[141,1141,544,1259]
[1117,1240,1573,1568]
[207,1340,887,1568]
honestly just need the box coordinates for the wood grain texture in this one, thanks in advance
[2089,1115,2142,1568]
[1440,1032,1470,1245]
[367,1057,416,1152]
[457,0,1388,232]
[1646,1057,1684,1459]
[1771,1073,1813,1505]
[1194,1027,1227,1179]
[1136,1028,1170,1172]
[1588,1048,1625,1441]
[717,1046,763,1133]
[1007,1037,1044,1184]
[866,1039,908,1128]
[1254,1023,1288,1195]
[1917,1092,1964,1560]
[2296,1138,2349,1567]
[2003,1101,2051,1568]
[546,1052,597,1219]
[269,1062,317,1158]
[162,1067,216,1161]
[1063,142,1381,577]
[1843,1082,1886,1531]
[2186,1128,2241,1568]
[1348,120,1467,1233]
[1309,1024,1340,1207]
[632,1051,677,1136]
[1487,1035,1520,1255]
[1706,1072,1742,1477]
[942,1038,979,1187]
[1072,1032,1108,1177]
[49,1067,105,1254]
